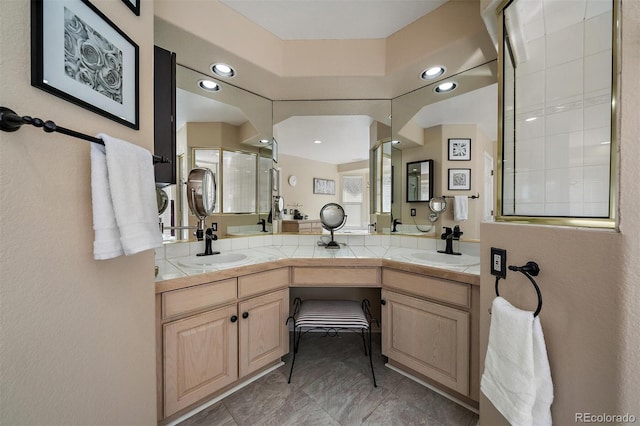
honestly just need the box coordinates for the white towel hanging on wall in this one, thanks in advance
[481,297,554,426]
[91,134,163,259]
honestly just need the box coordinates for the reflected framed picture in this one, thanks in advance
[31,0,140,129]
[313,178,336,195]
[448,138,471,161]
[122,0,139,16]
[448,168,471,190]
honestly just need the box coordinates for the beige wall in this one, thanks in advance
[479,1,640,424]
[0,1,157,424]
[400,124,490,240]
[278,154,340,220]
[154,0,496,100]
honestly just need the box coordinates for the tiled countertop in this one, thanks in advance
[155,234,481,291]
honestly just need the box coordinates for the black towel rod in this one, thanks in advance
[495,261,543,317]
[0,106,170,164]
[443,193,480,199]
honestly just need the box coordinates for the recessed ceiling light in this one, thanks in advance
[434,81,457,93]
[421,66,446,80]
[313,140,322,144]
[198,79,220,92]
[211,63,235,78]
[259,139,269,144]
[391,140,400,144]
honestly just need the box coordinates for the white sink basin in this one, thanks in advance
[177,253,250,269]
[408,252,480,267]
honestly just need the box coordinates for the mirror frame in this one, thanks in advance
[495,0,619,229]
[406,159,434,203]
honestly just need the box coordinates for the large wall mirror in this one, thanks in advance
[273,100,391,234]
[391,61,498,240]
[498,0,617,228]
[159,64,273,241]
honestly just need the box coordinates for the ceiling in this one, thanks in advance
[169,1,498,164]
[219,0,449,40]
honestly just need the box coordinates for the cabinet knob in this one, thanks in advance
[381,299,387,305]
[230,315,238,323]
[242,312,249,319]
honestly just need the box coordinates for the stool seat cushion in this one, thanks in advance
[295,300,369,329]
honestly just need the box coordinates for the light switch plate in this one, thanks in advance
[490,247,507,278]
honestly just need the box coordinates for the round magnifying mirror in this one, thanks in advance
[186,167,217,218]
[156,187,169,215]
[319,203,347,249]
[429,196,447,214]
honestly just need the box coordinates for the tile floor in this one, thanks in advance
[179,332,479,426]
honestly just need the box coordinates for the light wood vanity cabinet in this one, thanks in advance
[281,219,323,234]
[238,289,289,377]
[381,267,476,400]
[158,263,478,420]
[381,289,469,395]
[159,268,290,420]
[163,304,238,416]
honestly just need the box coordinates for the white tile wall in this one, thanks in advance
[509,3,612,217]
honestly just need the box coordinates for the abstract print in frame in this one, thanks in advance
[31,0,139,129]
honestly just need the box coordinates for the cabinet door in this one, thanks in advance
[163,304,238,417]
[238,289,289,377]
[382,290,469,395]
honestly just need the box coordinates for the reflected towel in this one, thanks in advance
[454,195,468,221]
[481,297,553,426]
[91,134,162,259]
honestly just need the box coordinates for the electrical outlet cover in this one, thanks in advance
[490,247,507,278]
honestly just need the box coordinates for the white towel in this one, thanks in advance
[454,195,468,221]
[481,297,553,426]
[91,144,124,260]
[91,134,163,259]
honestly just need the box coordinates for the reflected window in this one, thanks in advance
[222,151,257,213]
[342,175,364,229]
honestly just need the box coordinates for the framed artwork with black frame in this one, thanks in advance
[31,0,140,129]
[448,138,471,161]
[122,0,139,16]
[448,168,471,190]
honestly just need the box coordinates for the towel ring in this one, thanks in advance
[495,261,542,317]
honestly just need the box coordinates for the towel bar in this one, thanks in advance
[0,106,170,164]
[495,261,543,317]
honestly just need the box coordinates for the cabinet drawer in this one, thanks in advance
[162,278,237,319]
[238,267,290,299]
[291,267,380,287]
[382,268,469,308]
